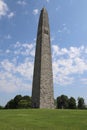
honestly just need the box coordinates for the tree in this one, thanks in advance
[57,95,68,109]
[78,97,85,109]
[14,95,22,108]
[5,99,15,109]
[0,106,3,109]
[22,95,31,100]
[68,97,76,109]
[19,95,31,108]
[5,95,31,109]
[18,99,31,108]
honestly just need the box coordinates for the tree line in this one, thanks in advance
[56,95,86,109]
[0,94,86,109]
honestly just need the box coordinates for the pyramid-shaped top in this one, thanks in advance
[41,7,47,12]
[37,7,49,34]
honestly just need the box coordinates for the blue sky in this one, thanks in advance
[0,0,87,106]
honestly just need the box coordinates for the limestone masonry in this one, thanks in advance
[32,8,54,108]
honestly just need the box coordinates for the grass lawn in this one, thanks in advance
[0,109,87,130]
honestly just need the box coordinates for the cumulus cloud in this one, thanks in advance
[0,41,87,93]
[33,9,39,15]
[0,55,33,93]
[8,12,15,18]
[0,0,15,18]
[17,0,27,6]
[1,59,16,72]
[0,57,34,81]
[14,41,35,56]
[0,71,31,93]
[0,42,34,93]
[52,45,87,85]
[0,0,8,17]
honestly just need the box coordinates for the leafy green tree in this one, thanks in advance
[5,99,15,109]
[18,99,31,108]
[19,95,31,108]
[57,95,68,109]
[78,97,85,109]
[22,95,31,100]
[5,95,31,109]
[68,97,76,109]
[0,106,3,109]
[14,95,22,108]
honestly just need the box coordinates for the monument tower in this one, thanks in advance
[32,8,54,108]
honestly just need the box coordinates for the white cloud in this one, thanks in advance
[6,49,10,53]
[1,58,34,81]
[0,72,17,93]
[0,41,87,93]
[14,41,21,48]
[52,45,87,85]
[0,42,34,93]
[14,41,35,56]
[0,71,31,93]
[46,0,50,3]
[0,54,33,93]
[17,0,27,6]
[0,0,8,17]
[0,0,15,19]
[30,49,35,57]
[69,47,81,58]
[8,12,15,18]
[52,45,59,57]
[33,9,39,15]
[1,59,16,72]
[16,60,34,80]
[52,45,68,58]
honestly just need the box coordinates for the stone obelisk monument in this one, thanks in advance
[32,8,54,108]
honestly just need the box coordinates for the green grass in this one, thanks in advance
[0,109,87,130]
